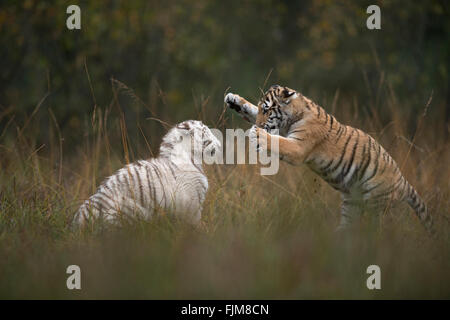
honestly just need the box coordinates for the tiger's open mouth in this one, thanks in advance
[203,140,217,156]
[203,140,212,148]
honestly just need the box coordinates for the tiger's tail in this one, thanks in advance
[404,184,435,235]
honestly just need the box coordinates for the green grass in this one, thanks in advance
[0,85,449,299]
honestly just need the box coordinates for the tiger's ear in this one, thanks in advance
[282,88,296,98]
[176,121,191,131]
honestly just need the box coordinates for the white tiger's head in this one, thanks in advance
[160,120,222,165]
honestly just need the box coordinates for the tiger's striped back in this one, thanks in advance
[75,120,221,225]
[75,159,206,224]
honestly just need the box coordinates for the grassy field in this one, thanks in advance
[0,82,449,299]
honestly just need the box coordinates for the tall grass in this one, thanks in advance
[0,79,449,299]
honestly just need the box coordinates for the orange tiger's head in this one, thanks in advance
[256,85,305,136]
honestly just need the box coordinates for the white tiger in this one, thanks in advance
[75,120,221,225]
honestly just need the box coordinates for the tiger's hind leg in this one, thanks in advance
[337,196,393,231]
[336,198,365,231]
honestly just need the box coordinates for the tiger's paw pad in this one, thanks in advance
[224,93,242,112]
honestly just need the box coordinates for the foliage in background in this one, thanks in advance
[0,1,449,299]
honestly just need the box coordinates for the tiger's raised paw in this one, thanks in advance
[225,92,259,123]
[224,93,243,112]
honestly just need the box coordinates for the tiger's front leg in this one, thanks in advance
[224,93,258,124]
[249,125,314,166]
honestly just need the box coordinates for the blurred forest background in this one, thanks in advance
[0,0,450,299]
[1,0,449,152]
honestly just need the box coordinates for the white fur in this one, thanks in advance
[75,120,221,226]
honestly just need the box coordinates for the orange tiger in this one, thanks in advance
[225,85,433,233]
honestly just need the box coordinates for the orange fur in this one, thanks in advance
[225,85,433,233]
